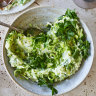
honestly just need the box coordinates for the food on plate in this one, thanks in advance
[5,9,90,95]
[0,0,30,10]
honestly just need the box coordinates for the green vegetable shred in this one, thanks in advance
[5,9,90,95]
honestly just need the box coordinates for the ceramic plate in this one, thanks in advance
[3,7,94,95]
[0,0,35,15]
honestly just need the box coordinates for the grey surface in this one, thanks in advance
[73,0,96,9]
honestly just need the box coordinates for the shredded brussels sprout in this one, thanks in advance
[5,9,90,95]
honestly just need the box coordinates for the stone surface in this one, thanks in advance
[0,0,96,96]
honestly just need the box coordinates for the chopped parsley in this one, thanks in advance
[5,9,90,95]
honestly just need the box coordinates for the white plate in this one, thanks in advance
[0,0,35,15]
[3,7,94,95]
